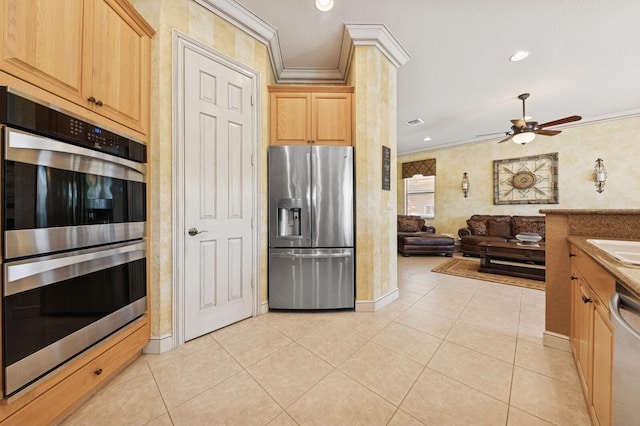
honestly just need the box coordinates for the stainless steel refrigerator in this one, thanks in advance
[268,145,354,310]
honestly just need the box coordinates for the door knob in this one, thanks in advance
[188,227,207,236]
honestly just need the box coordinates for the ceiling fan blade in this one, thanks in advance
[536,129,561,136]
[497,134,514,143]
[510,119,526,128]
[538,115,582,128]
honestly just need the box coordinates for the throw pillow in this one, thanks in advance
[398,216,423,232]
[487,220,511,238]
[512,217,545,239]
[467,219,487,236]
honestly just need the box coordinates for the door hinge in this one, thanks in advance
[251,154,255,166]
[251,95,254,106]
[251,217,254,229]
[250,276,255,289]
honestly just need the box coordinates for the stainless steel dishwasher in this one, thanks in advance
[610,282,640,426]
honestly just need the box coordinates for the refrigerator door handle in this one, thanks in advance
[270,252,352,259]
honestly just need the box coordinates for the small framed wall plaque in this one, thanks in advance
[382,145,391,191]
[493,152,559,204]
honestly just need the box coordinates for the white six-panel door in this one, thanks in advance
[182,46,254,341]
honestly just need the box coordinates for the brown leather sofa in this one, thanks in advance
[397,215,454,257]
[457,214,545,257]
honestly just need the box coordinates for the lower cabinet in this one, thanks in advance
[570,245,613,426]
[0,317,149,424]
[592,304,613,426]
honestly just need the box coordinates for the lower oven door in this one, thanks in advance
[2,240,146,396]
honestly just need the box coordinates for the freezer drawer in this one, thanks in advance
[269,248,354,310]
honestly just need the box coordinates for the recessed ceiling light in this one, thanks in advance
[423,137,431,142]
[510,51,529,62]
[315,0,334,11]
[405,118,424,127]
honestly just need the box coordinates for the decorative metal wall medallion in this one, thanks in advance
[494,152,559,204]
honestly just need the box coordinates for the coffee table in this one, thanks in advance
[478,241,545,281]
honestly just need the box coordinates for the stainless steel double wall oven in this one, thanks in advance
[0,87,147,397]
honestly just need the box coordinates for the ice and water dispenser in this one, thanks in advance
[277,199,302,237]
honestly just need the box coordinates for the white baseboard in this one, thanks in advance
[543,331,571,352]
[260,301,269,315]
[355,288,399,312]
[143,333,174,354]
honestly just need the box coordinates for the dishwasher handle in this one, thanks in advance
[610,292,640,339]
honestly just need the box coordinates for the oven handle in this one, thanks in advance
[4,126,146,178]
[4,241,146,296]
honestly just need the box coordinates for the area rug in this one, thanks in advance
[431,257,545,291]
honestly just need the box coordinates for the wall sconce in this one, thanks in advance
[593,158,607,193]
[462,172,470,198]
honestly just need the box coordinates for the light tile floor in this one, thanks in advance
[61,255,591,425]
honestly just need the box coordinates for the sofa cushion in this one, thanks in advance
[469,215,511,223]
[487,219,511,238]
[398,216,424,232]
[398,231,434,239]
[467,219,488,236]
[511,216,545,239]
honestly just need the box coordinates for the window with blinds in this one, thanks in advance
[405,175,435,218]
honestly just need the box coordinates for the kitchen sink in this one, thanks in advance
[587,239,640,265]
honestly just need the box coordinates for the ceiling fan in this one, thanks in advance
[497,93,582,144]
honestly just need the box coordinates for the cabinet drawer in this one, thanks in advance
[573,248,615,308]
[1,318,149,425]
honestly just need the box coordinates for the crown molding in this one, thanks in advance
[193,0,410,83]
[343,24,411,69]
[193,0,276,45]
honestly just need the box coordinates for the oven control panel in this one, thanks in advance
[0,86,146,163]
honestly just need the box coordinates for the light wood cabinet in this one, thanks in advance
[571,272,593,394]
[0,318,149,424]
[570,245,614,426]
[269,86,353,146]
[0,0,154,134]
[0,0,153,422]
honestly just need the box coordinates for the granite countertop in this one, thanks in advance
[541,209,640,215]
[567,236,640,298]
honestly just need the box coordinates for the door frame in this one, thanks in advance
[172,30,262,348]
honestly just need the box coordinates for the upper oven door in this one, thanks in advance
[3,127,147,259]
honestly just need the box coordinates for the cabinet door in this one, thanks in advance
[574,277,594,396]
[270,92,311,145]
[0,0,85,100]
[312,92,352,146]
[87,0,150,134]
[592,303,612,426]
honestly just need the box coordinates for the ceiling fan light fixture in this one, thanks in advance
[315,0,334,11]
[510,51,529,62]
[512,131,536,145]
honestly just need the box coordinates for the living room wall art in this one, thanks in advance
[493,152,559,204]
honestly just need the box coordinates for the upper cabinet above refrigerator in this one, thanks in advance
[269,85,353,146]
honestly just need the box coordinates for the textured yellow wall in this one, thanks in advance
[397,116,640,236]
[130,0,272,338]
[350,46,398,303]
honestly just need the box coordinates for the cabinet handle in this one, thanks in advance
[94,368,103,376]
[87,96,96,104]
[581,295,592,304]
[569,253,576,257]
[95,100,103,107]
[571,275,578,280]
